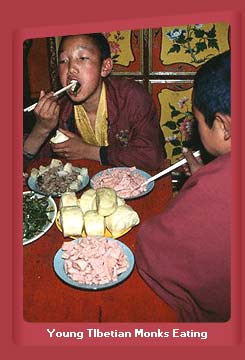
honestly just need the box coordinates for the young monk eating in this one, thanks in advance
[136,50,231,322]
[23,33,165,170]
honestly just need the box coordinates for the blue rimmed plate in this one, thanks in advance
[90,167,154,199]
[53,238,135,290]
[23,191,57,245]
[28,167,89,197]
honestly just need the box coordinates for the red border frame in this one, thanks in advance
[3,0,244,357]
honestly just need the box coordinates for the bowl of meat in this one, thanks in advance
[28,159,89,197]
[90,167,154,199]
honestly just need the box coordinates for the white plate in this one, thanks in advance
[53,238,135,290]
[23,191,57,245]
[90,167,154,199]
[28,167,89,197]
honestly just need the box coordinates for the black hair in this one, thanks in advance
[192,50,231,128]
[59,33,111,61]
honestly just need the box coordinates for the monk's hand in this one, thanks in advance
[34,90,60,132]
[51,129,90,160]
[182,147,203,175]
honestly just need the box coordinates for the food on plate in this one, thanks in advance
[23,192,54,240]
[105,204,140,237]
[61,236,129,285]
[57,188,140,237]
[84,210,105,236]
[50,129,69,144]
[96,187,117,216]
[60,206,84,237]
[29,159,88,195]
[91,167,147,198]
[63,162,73,173]
[79,188,97,214]
[49,159,63,168]
[59,191,78,208]
[30,167,40,178]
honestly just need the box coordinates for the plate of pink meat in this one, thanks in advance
[53,236,134,290]
[90,167,154,199]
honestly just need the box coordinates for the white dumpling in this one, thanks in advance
[60,206,83,237]
[79,189,97,214]
[105,205,140,236]
[84,210,105,236]
[96,187,117,216]
[59,192,78,209]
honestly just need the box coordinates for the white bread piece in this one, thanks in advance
[49,158,63,168]
[60,206,84,237]
[96,187,117,217]
[59,192,78,209]
[105,204,140,236]
[84,210,105,236]
[50,129,69,144]
[79,189,97,214]
[63,162,73,174]
[38,165,49,174]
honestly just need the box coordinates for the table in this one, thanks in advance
[23,158,178,322]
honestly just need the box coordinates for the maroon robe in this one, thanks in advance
[38,76,165,171]
[135,153,231,322]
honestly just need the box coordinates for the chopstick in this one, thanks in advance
[141,150,201,187]
[23,80,77,112]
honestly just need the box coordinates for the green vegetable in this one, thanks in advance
[23,192,54,239]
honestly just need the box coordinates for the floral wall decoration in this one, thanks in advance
[161,22,230,67]
[158,88,194,162]
[104,31,135,67]
[166,24,219,64]
[103,30,143,74]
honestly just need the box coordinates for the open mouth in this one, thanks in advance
[70,81,81,96]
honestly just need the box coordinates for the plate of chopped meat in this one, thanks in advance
[53,236,135,290]
[90,167,154,199]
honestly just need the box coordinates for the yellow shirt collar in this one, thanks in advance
[74,82,108,146]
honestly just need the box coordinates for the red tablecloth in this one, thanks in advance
[23,159,177,322]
